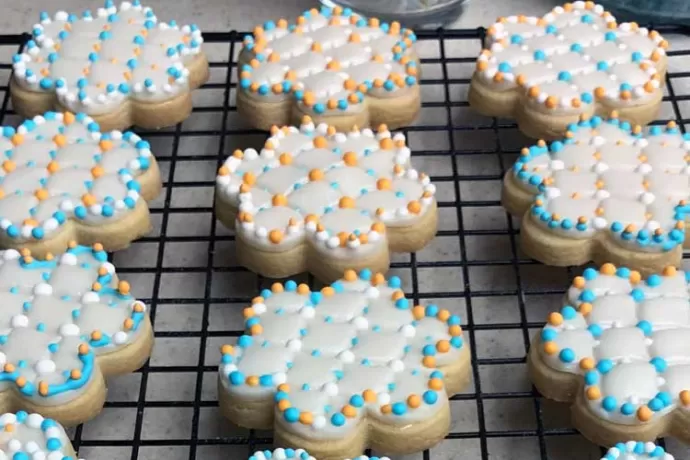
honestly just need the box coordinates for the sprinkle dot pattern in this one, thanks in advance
[219,269,465,438]
[476,1,667,113]
[0,244,146,402]
[0,412,76,459]
[601,441,673,459]
[12,0,203,115]
[248,449,392,460]
[0,111,151,243]
[514,116,689,252]
[539,263,690,425]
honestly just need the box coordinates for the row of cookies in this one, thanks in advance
[0,0,687,460]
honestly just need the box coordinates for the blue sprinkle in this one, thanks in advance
[621,402,635,416]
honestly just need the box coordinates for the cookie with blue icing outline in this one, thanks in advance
[0,244,153,426]
[502,114,689,276]
[528,263,690,446]
[10,1,209,132]
[236,6,420,132]
[218,269,471,460]
[0,111,160,258]
[468,1,667,140]
[0,411,83,460]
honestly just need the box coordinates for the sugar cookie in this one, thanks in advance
[215,118,437,282]
[236,6,420,132]
[468,1,668,140]
[11,0,209,132]
[0,244,153,426]
[218,270,471,460]
[248,449,390,460]
[0,411,81,459]
[502,115,689,276]
[0,111,160,258]
[529,263,690,446]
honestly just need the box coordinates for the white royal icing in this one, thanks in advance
[13,0,204,116]
[215,120,435,257]
[239,6,418,117]
[513,117,689,253]
[0,111,152,243]
[0,412,82,460]
[219,270,465,441]
[538,263,690,425]
[475,2,666,114]
[0,244,147,406]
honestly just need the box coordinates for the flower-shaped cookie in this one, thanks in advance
[11,0,209,131]
[0,412,80,459]
[215,117,437,282]
[601,442,674,460]
[218,270,471,459]
[468,1,668,140]
[529,263,690,446]
[0,244,153,426]
[248,449,390,460]
[0,111,160,257]
[502,115,690,275]
[236,6,420,131]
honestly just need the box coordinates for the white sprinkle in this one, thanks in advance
[59,323,80,336]
[34,283,53,296]
[113,331,128,345]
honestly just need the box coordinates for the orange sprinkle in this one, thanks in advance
[82,194,97,206]
[600,263,616,275]
[543,341,558,355]
[123,318,134,330]
[381,404,392,414]
[299,412,313,425]
[436,340,451,353]
[579,302,593,316]
[339,196,356,208]
[246,376,259,386]
[34,189,49,201]
[680,390,690,406]
[371,222,385,234]
[548,312,563,326]
[242,172,256,186]
[322,286,336,297]
[307,169,324,181]
[38,381,49,396]
[377,178,392,190]
[407,394,421,408]
[344,269,358,282]
[637,406,653,422]
[342,405,357,418]
[278,399,291,411]
[422,356,436,368]
[272,283,284,293]
[407,201,421,214]
[412,306,425,320]
[2,160,15,173]
[586,386,601,400]
[372,273,385,285]
[428,378,443,391]
[579,357,595,370]
[250,324,263,335]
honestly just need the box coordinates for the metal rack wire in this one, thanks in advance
[1,25,690,459]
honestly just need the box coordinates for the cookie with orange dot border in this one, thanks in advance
[529,262,690,446]
[236,6,420,132]
[219,269,471,459]
[215,117,437,282]
[468,1,668,140]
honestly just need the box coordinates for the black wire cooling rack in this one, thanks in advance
[1,26,690,460]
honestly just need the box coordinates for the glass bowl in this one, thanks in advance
[319,0,469,29]
[599,0,690,26]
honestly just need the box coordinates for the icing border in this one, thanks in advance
[513,114,689,253]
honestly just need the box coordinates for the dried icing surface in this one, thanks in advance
[0,111,151,244]
[475,1,666,113]
[215,120,436,256]
[513,117,689,252]
[248,449,390,460]
[12,0,203,116]
[219,270,465,441]
[0,412,79,460]
[239,6,418,117]
[601,442,674,460]
[0,244,147,406]
[538,263,690,425]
